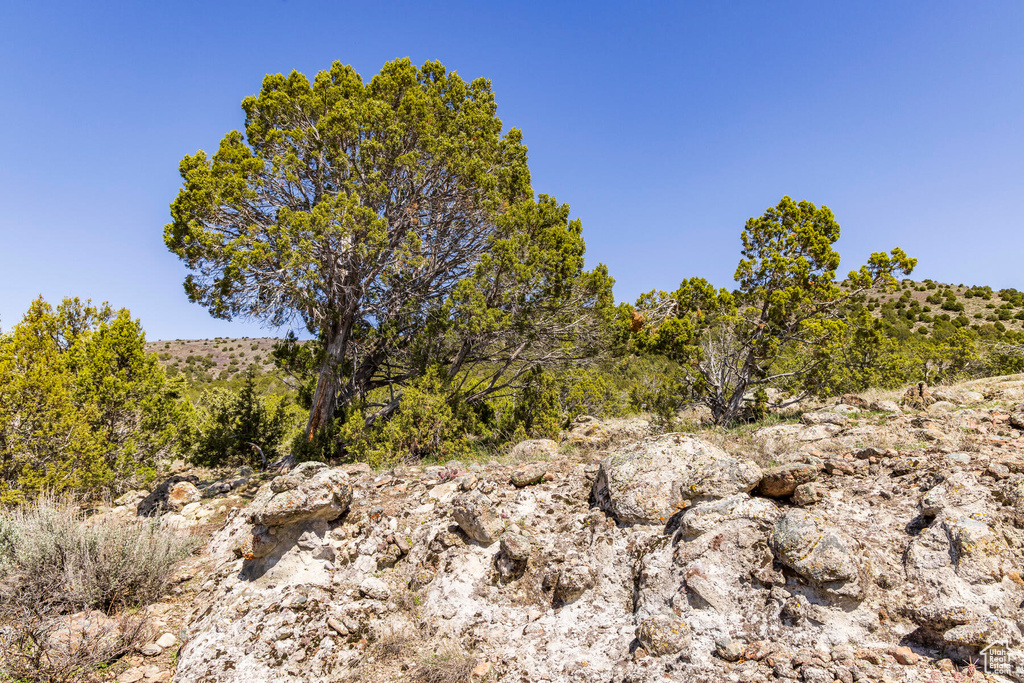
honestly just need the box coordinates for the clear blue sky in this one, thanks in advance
[2,1,1022,340]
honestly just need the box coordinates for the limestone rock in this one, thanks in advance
[801,411,848,427]
[499,532,532,562]
[155,632,177,649]
[592,434,761,525]
[137,475,200,516]
[715,638,745,662]
[553,564,594,604]
[636,614,691,657]
[679,493,780,538]
[452,491,504,545]
[246,462,352,527]
[508,439,558,460]
[510,463,548,487]
[770,510,860,597]
[757,462,820,498]
[359,576,391,601]
[792,482,825,506]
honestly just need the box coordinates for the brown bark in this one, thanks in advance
[305,322,350,440]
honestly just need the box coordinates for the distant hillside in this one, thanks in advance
[859,279,1024,335]
[144,337,285,383]
[145,280,1024,381]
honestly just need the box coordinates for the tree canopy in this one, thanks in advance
[166,59,610,448]
[623,196,916,423]
[0,298,192,502]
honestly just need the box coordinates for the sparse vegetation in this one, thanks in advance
[0,496,196,682]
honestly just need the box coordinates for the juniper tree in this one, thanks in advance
[166,59,609,444]
[629,196,916,424]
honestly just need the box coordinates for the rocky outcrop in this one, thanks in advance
[165,378,1024,683]
[137,475,201,516]
[245,461,352,527]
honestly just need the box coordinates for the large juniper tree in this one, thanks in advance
[166,59,609,443]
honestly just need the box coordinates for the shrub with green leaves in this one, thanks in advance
[192,367,295,468]
[0,297,194,502]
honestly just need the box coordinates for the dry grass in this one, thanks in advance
[372,621,414,662]
[413,642,475,683]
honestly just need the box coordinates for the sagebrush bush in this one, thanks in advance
[0,496,197,682]
[0,496,197,611]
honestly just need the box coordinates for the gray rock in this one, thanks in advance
[679,493,780,538]
[358,576,391,601]
[920,472,985,517]
[155,632,177,649]
[137,475,201,516]
[636,614,691,657]
[792,482,825,506]
[869,399,901,413]
[715,637,745,662]
[508,439,559,460]
[942,616,1014,646]
[510,463,547,487]
[553,564,594,604]
[801,411,848,427]
[770,510,860,597]
[592,434,761,525]
[452,491,504,545]
[499,533,532,562]
[247,464,352,527]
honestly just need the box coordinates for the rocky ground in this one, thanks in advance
[97,376,1024,683]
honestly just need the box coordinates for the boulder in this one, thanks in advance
[838,394,869,408]
[919,472,986,518]
[452,491,504,545]
[499,533,532,562]
[137,475,200,517]
[359,576,391,601]
[769,510,860,597]
[553,564,594,604]
[679,493,780,538]
[246,462,352,527]
[792,482,825,507]
[800,411,848,427]
[636,614,691,657]
[869,399,901,413]
[510,463,548,488]
[757,462,820,498]
[592,434,761,525]
[233,525,279,560]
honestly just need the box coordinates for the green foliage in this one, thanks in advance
[622,196,915,424]
[192,367,296,467]
[0,298,193,502]
[324,369,472,469]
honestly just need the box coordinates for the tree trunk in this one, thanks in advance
[305,322,350,440]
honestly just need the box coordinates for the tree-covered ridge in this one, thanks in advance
[4,59,1024,499]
